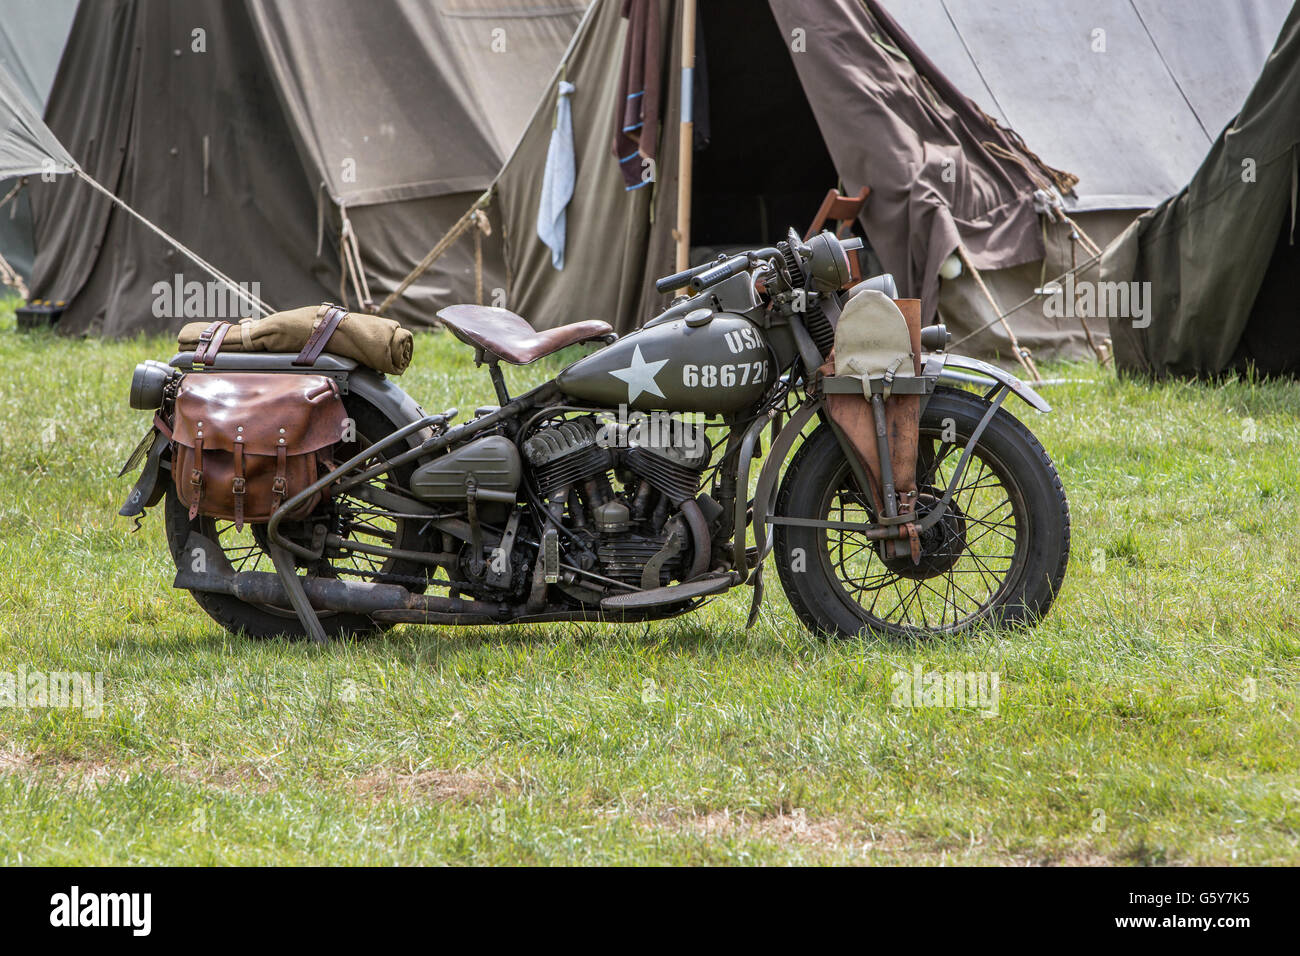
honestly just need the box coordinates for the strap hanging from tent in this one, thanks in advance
[0,178,23,214]
[0,179,27,296]
[673,0,698,274]
[74,169,273,317]
[0,248,27,299]
[473,208,491,306]
[376,186,494,316]
[338,205,373,312]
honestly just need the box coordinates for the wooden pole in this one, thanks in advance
[957,245,1042,383]
[674,0,697,274]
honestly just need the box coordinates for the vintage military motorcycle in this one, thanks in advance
[120,229,1069,643]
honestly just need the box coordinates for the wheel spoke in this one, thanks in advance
[816,418,1025,635]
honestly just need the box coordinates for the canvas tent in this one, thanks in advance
[0,0,78,290]
[447,0,1079,360]
[20,0,584,337]
[1100,2,1300,378]
[886,0,1294,361]
[398,0,1292,366]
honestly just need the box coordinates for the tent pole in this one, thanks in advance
[957,245,1041,383]
[674,0,697,275]
[377,187,494,316]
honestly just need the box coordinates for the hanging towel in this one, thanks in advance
[538,80,577,270]
[613,0,661,191]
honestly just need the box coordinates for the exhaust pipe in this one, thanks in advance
[174,565,500,621]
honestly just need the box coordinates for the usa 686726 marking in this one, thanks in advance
[682,361,768,388]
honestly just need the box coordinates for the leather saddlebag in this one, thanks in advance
[171,373,348,529]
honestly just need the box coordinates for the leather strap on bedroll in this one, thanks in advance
[820,293,923,559]
[193,320,233,366]
[293,303,349,366]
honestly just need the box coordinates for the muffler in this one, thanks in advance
[174,533,500,622]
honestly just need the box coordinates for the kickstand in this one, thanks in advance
[745,561,765,629]
[266,539,329,645]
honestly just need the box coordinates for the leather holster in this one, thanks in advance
[819,292,924,552]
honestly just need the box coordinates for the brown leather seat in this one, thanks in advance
[436,305,614,365]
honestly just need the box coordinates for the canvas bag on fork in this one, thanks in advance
[818,290,924,558]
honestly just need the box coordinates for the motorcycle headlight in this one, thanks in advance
[129,360,176,410]
[804,231,852,293]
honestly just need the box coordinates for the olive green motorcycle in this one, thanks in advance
[121,229,1069,642]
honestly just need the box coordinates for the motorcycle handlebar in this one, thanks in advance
[655,261,715,294]
[689,255,750,292]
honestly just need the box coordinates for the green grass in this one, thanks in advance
[0,295,1297,865]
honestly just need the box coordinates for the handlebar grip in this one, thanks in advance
[655,264,709,295]
[689,255,749,292]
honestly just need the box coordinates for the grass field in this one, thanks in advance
[0,295,1297,865]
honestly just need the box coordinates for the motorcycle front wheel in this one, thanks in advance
[773,386,1070,640]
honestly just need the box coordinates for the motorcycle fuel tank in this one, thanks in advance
[556,312,774,413]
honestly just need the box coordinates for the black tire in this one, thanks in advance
[164,397,427,640]
[774,386,1069,639]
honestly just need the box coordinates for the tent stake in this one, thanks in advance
[673,0,697,275]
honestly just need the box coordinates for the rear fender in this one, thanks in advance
[119,430,171,518]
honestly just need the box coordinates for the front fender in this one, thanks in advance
[937,354,1051,413]
[746,401,822,580]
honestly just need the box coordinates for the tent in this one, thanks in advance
[1100,2,1300,377]
[21,0,585,337]
[887,0,1293,360]
[0,0,78,291]
[399,0,1291,366]
[464,0,1077,358]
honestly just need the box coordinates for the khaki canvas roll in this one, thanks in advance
[178,305,414,375]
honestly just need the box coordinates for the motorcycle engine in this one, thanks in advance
[522,415,711,591]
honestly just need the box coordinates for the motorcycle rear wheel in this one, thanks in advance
[163,398,428,640]
[773,386,1070,640]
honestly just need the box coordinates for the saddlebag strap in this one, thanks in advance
[272,444,289,510]
[153,413,173,441]
[231,440,246,531]
[188,434,204,520]
[293,303,348,367]
[194,321,232,366]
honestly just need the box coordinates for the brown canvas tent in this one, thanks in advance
[21,0,585,337]
[456,0,1076,355]
[391,0,1290,366]
[887,0,1293,362]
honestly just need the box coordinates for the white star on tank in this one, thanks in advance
[609,345,669,403]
